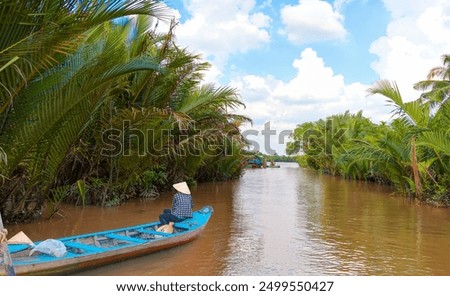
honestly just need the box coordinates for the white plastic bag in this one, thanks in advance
[29,239,67,258]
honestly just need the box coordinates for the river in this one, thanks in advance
[7,163,450,275]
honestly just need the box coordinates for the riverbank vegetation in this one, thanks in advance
[287,55,450,207]
[0,0,250,223]
[265,154,297,163]
[245,152,297,164]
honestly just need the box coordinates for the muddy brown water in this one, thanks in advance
[6,163,450,275]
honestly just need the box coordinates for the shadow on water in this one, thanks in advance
[7,163,450,275]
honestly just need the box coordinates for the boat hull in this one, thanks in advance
[1,206,213,276]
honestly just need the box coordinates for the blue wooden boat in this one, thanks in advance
[0,206,213,276]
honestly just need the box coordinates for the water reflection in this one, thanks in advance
[6,163,450,275]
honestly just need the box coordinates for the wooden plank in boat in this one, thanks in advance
[174,222,192,230]
[105,234,148,243]
[137,229,172,237]
[64,241,105,253]
[174,223,192,230]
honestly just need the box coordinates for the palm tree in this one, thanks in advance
[0,0,169,222]
[343,119,414,191]
[1,4,251,222]
[367,80,430,197]
[0,0,168,128]
[286,56,450,204]
[414,54,450,108]
[412,56,450,199]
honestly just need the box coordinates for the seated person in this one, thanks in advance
[159,181,193,225]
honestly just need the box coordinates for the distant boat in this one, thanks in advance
[245,157,264,168]
[1,206,213,276]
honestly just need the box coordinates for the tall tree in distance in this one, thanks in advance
[414,54,450,109]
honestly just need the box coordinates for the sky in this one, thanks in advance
[159,0,450,154]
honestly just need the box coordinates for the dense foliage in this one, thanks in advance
[0,0,250,223]
[287,55,450,206]
[241,152,306,168]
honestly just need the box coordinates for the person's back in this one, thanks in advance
[172,191,192,219]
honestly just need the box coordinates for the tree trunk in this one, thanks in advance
[411,137,423,198]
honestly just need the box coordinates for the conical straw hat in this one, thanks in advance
[8,231,34,245]
[173,181,190,194]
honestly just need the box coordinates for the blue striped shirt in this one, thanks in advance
[172,192,193,219]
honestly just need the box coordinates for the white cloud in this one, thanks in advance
[273,48,345,102]
[250,12,271,28]
[333,0,357,12]
[233,48,390,154]
[417,6,450,45]
[234,48,390,125]
[173,0,271,74]
[154,6,181,33]
[129,4,180,36]
[382,0,433,19]
[166,0,450,154]
[240,120,296,155]
[370,0,450,101]
[280,0,347,44]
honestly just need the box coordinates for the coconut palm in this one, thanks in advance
[413,54,450,185]
[414,54,450,109]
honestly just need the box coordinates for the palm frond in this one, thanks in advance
[368,79,430,127]
[367,80,403,107]
[0,0,169,113]
[417,131,450,156]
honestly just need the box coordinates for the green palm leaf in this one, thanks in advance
[417,131,450,156]
[0,0,168,114]
[2,32,162,174]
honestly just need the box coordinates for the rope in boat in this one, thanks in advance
[0,228,7,243]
